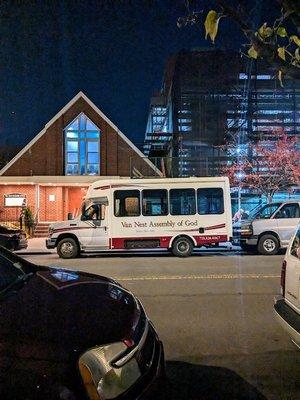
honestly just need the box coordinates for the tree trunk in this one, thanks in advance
[267,194,273,204]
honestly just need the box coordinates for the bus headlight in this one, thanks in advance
[78,343,141,400]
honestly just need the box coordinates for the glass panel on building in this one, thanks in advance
[67,153,78,163]
[66,131,78,138]
[197,188,224,215]
[86,132,100,139]
[87,142,98,152]
[67,141,78,152]
[86,119,99,131]
[79,114,86,131]
[64,114,100,175]
[66,164,79,175]
[142,189,168,216]
[88,153,99,164]
[87,164,99,175]
[170,189,196,215]
[114,190,140,217]
[68,120,79,131]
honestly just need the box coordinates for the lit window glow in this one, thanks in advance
[65,114,100,176]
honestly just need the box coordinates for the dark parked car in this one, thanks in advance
[0,224,28,251]
[0,247,165,399]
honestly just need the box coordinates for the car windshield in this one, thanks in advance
[249,203,281,220]
[0,249,26,293]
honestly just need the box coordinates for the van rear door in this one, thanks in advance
[285,226,300,313]
[274,203,300,247]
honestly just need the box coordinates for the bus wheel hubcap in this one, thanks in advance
[61,242,74,255]
[178,241,188,252]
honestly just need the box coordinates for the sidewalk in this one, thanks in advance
[16,237,54,255]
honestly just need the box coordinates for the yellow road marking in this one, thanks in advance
[115,274,280,281]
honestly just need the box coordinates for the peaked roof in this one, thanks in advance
[0,91,161,176]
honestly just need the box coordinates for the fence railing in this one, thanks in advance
[130,156,228,178]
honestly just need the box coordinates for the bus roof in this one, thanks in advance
[87,176,229,193]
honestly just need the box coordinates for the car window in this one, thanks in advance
[275,203,300,219]
[291,227,300,259]
[0,253,23,292]
[0,226,9,234]
[253,203,281,219]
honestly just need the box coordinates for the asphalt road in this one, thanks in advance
[22,251,300,400]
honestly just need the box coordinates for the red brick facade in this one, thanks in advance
[0,185,89,223]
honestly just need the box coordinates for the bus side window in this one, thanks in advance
[142,190,168,216]
[114,190,140,217]
[197,188,224,215]
[170,189,196,215]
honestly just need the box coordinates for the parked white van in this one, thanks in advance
[274,225,300,348]
[233,201,300,255]
[46,177,232,258]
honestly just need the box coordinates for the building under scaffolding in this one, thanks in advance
[143,49,300,178]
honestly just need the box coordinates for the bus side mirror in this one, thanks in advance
[67,213,74,220]
[81,204,87,221]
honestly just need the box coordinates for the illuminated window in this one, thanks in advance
[114,190,140,217]
[142,190,168,216]
[65,114,100,175]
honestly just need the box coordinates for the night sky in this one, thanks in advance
[0,0,274,149]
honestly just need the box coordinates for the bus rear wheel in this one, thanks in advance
[57,238,79,259]
[171,237,193,257]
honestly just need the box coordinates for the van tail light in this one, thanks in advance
[281,260,286,297]
[123,338,135,348]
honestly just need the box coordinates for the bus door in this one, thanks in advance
[84,200,109,249]
[196,187,227,238]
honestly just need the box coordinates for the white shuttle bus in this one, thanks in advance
[46,177,232,258]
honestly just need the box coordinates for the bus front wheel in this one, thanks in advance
[171,237,193,257]
[57,238,79,259]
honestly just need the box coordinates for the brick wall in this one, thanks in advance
[39,186,64,222]
[3,96,156,177]
[0,185,36,223]
[0,185,88,223]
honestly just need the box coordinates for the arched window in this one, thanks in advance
[64,114,100,175]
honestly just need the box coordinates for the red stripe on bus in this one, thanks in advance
[111,235,228,249]
[53,226,94,234]
[94,184,147,190]
[171,223,226,233]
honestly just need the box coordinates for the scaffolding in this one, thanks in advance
[143,49,300,178]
